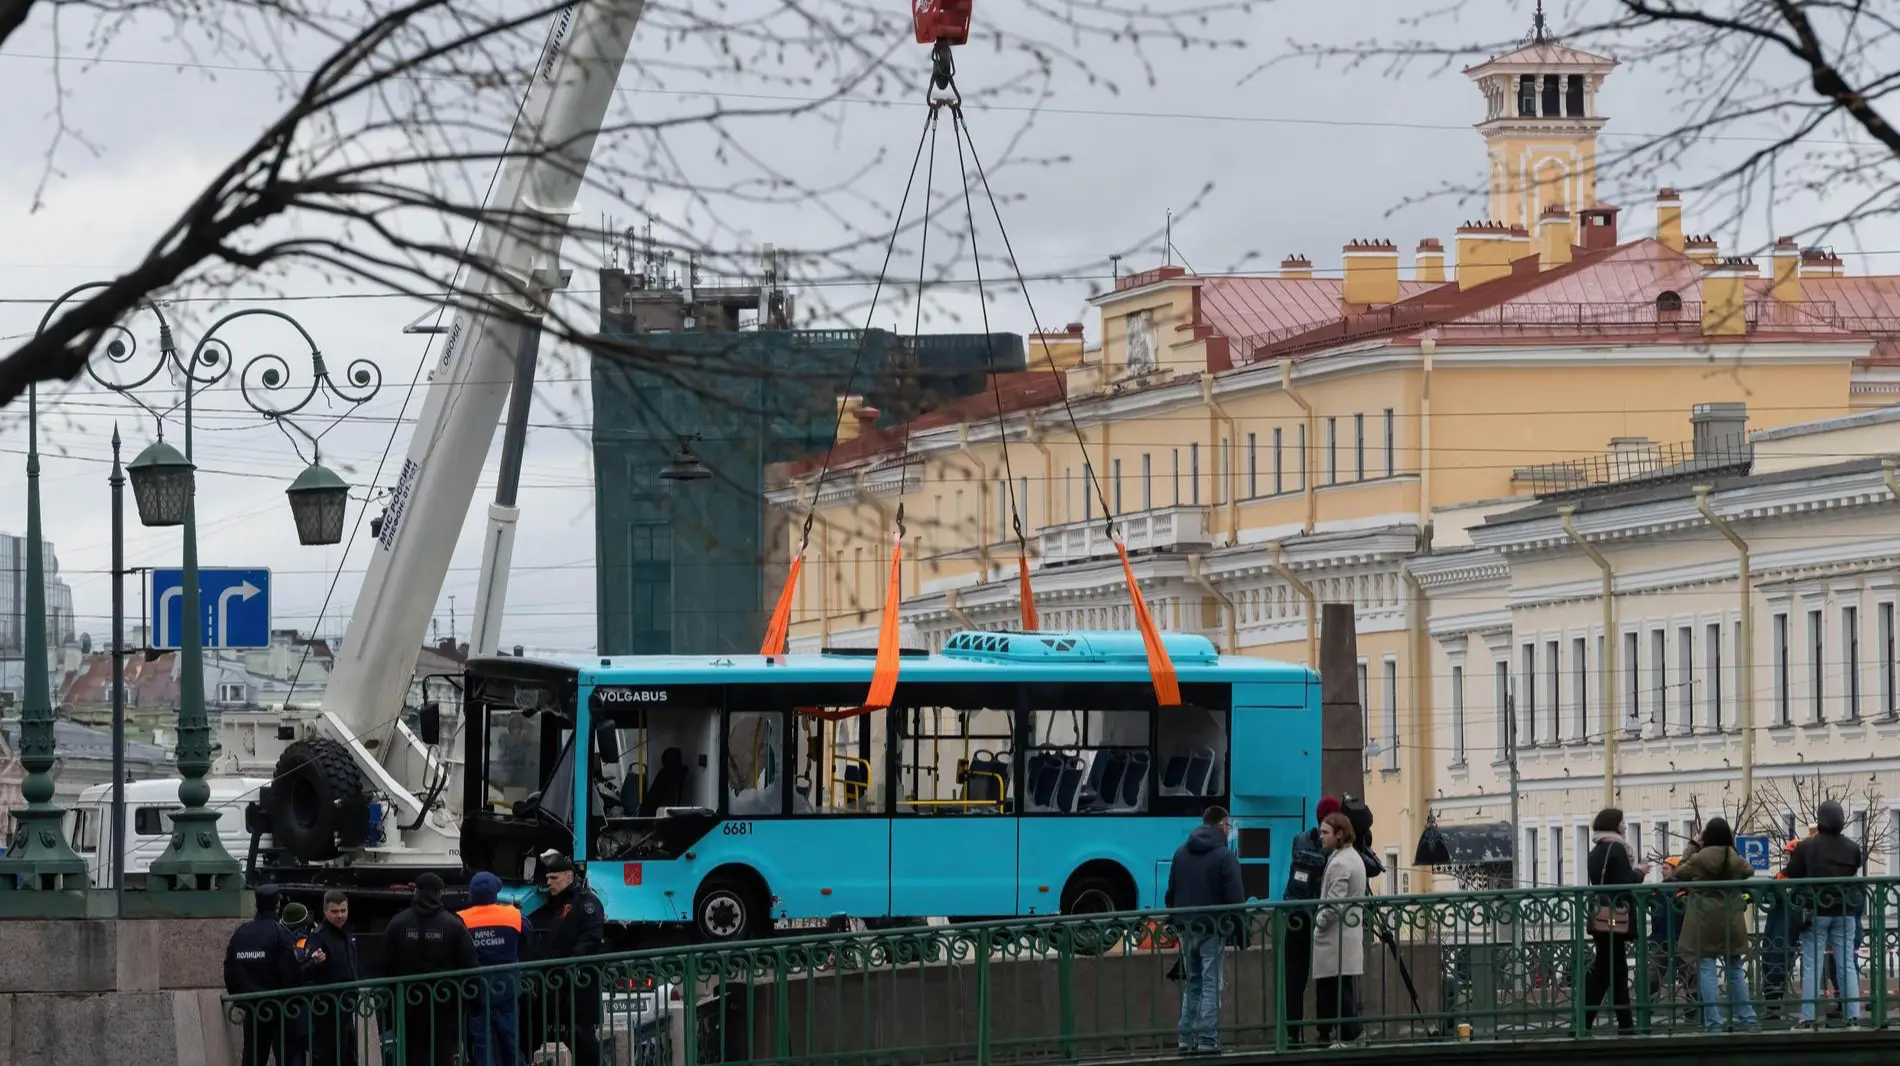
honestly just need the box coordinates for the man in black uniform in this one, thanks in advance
[531,854,605,1066]
[225,885,303,1066]
[382,873,478,1066]
[303,890,362,1066]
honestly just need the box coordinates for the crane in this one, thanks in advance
[252,0,652,881]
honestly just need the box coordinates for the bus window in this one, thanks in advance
[1026,708,1149,814]
[787,709,886,814]
[894,705,1014,815]
[594,698,721,817]
[725,711,785,816]
[72,808,98,854]
[133,807,171,836]
[486,707,542,808]
[1155,705,1229,813]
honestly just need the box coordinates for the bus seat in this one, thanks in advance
[1088,749,1130,810]
[1080,749,1112,806]
[638,748,689,817]
[1158,754,1190,796]
[964,750,1010,807]
[1026,752,1063,811]
[1119,750,1151,809]
[1055,760,1086,812]
[1184,748,1215,796]
[842,760,870,807]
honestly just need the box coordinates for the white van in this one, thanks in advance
[66,777,269,888]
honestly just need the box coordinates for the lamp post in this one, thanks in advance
[86,305,378,910]
[0,282,168,916]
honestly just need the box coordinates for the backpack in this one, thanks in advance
[1284,828,1330,900]
[1342,796,1375,852]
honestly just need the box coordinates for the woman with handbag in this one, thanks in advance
[1583,807,1648,1034]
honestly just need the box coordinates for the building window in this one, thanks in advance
[1545,639,1559,742]
[1542,72,1561,116]
[1883,602,1896,719]
[1650,629,1667,730]
[1552,826,1564,886]
[1774,612,1790,725]
[1706,622,1724,731]
[1219,438,1230,505]
[1140,455,1151,512]
[1526,826,1540,887]
[1354,413,1366,481]
[1273,428,1285,495]
[1809,607,1825,723]
[1451,663,1467,765]
[1566,73,1586,116]
[1383,408,1395,476]
[1844,605,1861,721]
[1019,476,1031,535]
[1624,631,1641,728]
[1171,450,1180,506]
[1382,656,1399,772]
[1517,74,1537,117]
[1572,635,1588,741]
[1326,418,1338,485]
[1297,423,1307,490]
[1246,433,1257,498]
[1084,463,1094,522]
[1495,659,1511,760]
[1520,642,1537,747]
[218,682,245,704]
[1677,625,1694,733]
[1190,443,1201,505]
[1110,461,1122,516]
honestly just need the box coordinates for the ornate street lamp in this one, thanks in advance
[659,434,713,482]
[81,306,379,907]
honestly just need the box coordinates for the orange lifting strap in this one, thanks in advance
[1017,551,1039,630]
[1115,536,1181,707]
[796,529,906,722]
[758,555,803,657]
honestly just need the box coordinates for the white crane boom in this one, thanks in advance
[314,0,647,853]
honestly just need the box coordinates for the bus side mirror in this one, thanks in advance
[418,702,442,746]
[596,725,622,765]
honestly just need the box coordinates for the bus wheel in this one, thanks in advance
[694,874,766,943]
[1059,868,1132,957]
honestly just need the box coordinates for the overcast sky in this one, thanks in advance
[2,0,1894,657]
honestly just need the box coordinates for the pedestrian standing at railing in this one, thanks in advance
[535,854,607,1066]
[1670,818,1760,1033]
[1311,811,1367,1049]
[304,891,361,1066]
[225,885,303,1066]
[1785,800,1865,1030]
[1582,807,1647,1036]
[1279,796,1341,1048]
[459,871,525,1066]
[383,873,479,1065]
[1165,805,1246,1055]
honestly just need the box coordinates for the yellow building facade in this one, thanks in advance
[765,31,1900,895]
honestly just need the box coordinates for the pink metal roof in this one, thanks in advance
[1200,276,1443,343]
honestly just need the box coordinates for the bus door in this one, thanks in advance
[887,702,1018,919]
[1228,681,1319,902]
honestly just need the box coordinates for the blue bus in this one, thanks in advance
[459,630,1318,943]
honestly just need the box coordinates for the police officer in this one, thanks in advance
[280,902,317,1066]
[382,873,478,1066]
[303,890,361,1066]
[534,854,604,1066]
[224,885,303,1066]
[458,871,525,1066]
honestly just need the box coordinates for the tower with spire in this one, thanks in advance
[1463,2,1618,231]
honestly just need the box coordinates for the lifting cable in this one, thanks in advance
[765,17,1180,711]
[938,55,1179,707]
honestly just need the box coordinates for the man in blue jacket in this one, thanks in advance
[457,871,524,1066]
[1166,806,1246,1055]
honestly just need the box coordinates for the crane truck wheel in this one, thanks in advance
[269,737,368,862]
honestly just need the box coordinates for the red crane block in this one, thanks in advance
[913,0,972,46]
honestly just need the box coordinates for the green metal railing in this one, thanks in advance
[225,876,1899,1065]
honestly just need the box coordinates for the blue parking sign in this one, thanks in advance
[1737,834,1771,872]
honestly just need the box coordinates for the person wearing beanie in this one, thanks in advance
[225,885,302,1066]
[458,872,525,1066]
[1786,799,1867,1028]
[383,873,478,1065]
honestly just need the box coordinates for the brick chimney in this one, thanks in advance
[1279,254,1313,280]
[1577,204,1621,252]
[1770,236,1802,304]
[1700,257,1754,337]
[1342,240,1400,306]
[1538,204,1574,271]
[1656,188,1684,253]
[1414,239,1445,284]
[1684,234,1719,267]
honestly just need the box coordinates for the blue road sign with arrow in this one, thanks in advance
[150,568,272,650]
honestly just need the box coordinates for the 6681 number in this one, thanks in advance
[721,822,753,836]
